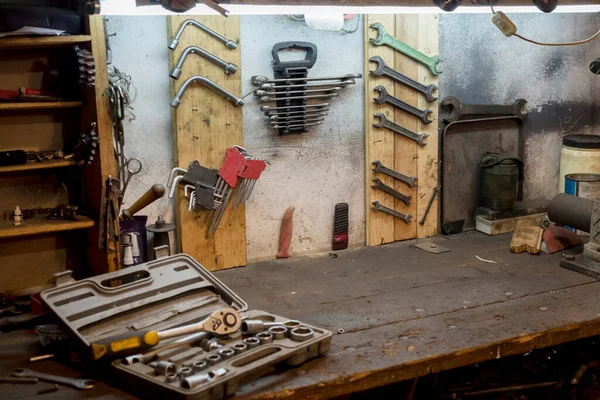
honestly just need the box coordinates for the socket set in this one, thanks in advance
[41,254,331,399]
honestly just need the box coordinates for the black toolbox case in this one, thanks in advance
[41,254,332,399]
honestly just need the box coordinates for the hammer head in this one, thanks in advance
[369,23,387,45]
[368,56,386,76]
[373,86,389,104]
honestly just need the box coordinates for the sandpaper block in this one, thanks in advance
[510,219,543,255]
[543,225,582,254]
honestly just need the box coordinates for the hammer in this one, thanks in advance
[120,184,165,220]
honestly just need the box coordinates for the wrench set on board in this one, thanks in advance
[367,22,440,224]
[39,255,331,399]
[167,146,267,233]
[250,42,362,134]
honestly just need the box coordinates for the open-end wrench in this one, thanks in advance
[259,80,355,90]
[273,122,322,129]
[270,117,324,125]
[254,87,341,97]
[372,201,412,224]
[261,93,339,102]
[372,178,412,206]
[374,86,432,125]
[441,96,528,123]
[370,23,441,76]
[261,103,329,112]
[372,160,417,188]
[251,73,362,86]
[369,56,438,102]
[373,112,428,147]
[12,369,94,390]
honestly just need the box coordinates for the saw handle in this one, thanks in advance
[90,329,160,361]
[121,184,165,220]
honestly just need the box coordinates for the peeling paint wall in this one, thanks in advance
[439,13,599,200]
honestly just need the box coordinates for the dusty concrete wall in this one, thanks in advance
[439,13,599,201]
[241,16,365,262]
[105,16,174,231]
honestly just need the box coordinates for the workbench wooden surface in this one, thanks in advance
[1,231,599,399]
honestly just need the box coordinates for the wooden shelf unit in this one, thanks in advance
[0,35,92,50]
[0,102,82,111]
[0,217,94,239]
[0,159,83,173]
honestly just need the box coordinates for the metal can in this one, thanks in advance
[565,173,600,234]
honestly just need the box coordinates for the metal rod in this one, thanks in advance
[169,19,237,51]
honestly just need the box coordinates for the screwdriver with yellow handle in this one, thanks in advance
[90,308,241,361]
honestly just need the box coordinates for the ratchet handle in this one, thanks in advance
[121,184,165,220]
[90,329,160,361]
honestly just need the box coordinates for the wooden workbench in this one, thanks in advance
[2,231,600,399]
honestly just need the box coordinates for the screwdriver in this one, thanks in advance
[90,308,241,361]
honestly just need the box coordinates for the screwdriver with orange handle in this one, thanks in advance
[90,308,241,361]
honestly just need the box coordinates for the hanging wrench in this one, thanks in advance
[254,87,341,97]
[251,73,362,86]
[269,112,328,120]
[273,122,322,129]
[374,86,432,125]
[261,93,339,102]
[369,23,441,76]
[261,103,329,112]
[441,96,528,123]
[259,80,355,90]
[372,178,412,206]
[270,117,325,125]
[369,56,438,102]
[372,201,412,224]
[12,369,94,390]
[373,113,428,147]
[372,160,417,188]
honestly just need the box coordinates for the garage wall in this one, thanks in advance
[439,13,599,201]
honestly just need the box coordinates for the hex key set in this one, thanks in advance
[41,255,332,399]
[251,41,361,135]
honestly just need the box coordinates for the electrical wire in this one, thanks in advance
[489,1,600,46]
[108,66,138,120]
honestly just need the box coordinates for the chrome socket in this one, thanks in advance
[192,360,207,372]
[232,342,248,354]
[256,332,274,344]
[178,367,194,378]
[268,326,288,340]
[243,337,260,349]
[165,373,179,383]
[206,354,221,365]
[155,361,176,376]
[284,320,301,329]
[290,327,314,342]
[218,348,235,360]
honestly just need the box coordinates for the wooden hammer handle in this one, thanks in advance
[121,184,165,220]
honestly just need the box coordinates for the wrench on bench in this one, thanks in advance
[370,23,441,76]
[441,96,528,123]
[373,113,428,147]
[372,160,417,188]
[369,56,438,102]
[372,201,412,224]
[12,369,94,390]
[372,178,412,206]
[374,86,433,125]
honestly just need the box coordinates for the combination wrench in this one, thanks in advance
[369,56,438,102]
[374,86,432,124]
[372,160,417,188]
[373,112,428,147]
[251,73,362,86]
[261,103,329,112]
[270,117,324,125]
[372,178,412,206]
[254,87,341,97]
[273,122,322,129]
[268,110,329,118]
[12,369,95,390]
[441,96,528,123]
[369,23,441,76]
[372,201,412,224]
[258,80,355,90]
[261,93,339,102]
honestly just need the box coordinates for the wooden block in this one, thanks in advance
[416,13,439,238]
[167,16,245,271]
[510,219,543,255]
[476,213,546,236]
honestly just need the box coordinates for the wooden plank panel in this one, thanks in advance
[0,217,94,239]
[0,35,91,50]
[167,16,245,271]
[0,159,82,173]
[393,15,418,241]
[416,13,440,237]
[0,102,81,110]
[365,14,396,246]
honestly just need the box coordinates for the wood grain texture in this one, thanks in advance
[0,102,81,110]
[365,14,396,246]
[510,219,543,254]
[416,14,439,238]
[476,212,546,236]
[394,15,418,241]
[0,159,83,173]
[167,16,246,271]
[0,217,94,239]
[0,35,91,50]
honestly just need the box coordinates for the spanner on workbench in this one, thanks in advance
[372,201,412,224]
[441,96,528,123]
[369,56,438,102]
[12,369,95,390]
[370,23,441,76]
[372,160,417,188]
[372,178,412,206]
[374,86,433,125]
[373,112,428,147]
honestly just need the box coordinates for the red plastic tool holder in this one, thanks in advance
[238,159,266,180]
[218,148,245,188]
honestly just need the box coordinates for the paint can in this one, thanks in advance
[564,173,600,234]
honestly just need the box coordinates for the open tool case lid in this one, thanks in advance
[41,254,248,348]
